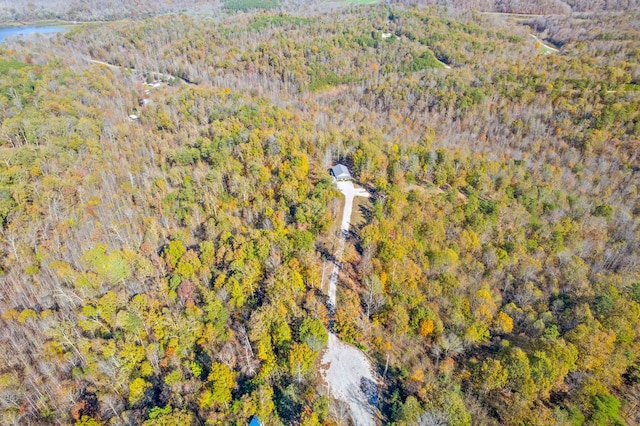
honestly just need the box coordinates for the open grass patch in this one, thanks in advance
[307,65,360,92]
[0,59,28,74]
[223,0,280,11]
[322,0,379,4]
[402,50,445,72]
[308,73,356,92]
[246,14,312,31]
[344,0,380,4]
[538,43,557,54]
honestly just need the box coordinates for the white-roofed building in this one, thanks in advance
[330,164,351,181]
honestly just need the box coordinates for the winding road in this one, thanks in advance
[322,179,377,426]
[89,58,190,84]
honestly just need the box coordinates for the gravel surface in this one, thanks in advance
[327,180,369,306]
[322,333,377,426]
[322,179,376,425]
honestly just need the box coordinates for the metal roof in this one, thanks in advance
[330,164,351,179]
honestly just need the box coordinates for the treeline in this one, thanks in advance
[0,3,639,425]
[0,0,217,22]
[392,0,640,13]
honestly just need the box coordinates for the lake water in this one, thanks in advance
[0,25,69,42]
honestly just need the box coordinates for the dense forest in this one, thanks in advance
[0,1,639,425]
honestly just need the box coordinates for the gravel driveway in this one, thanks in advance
[322,179,376,425]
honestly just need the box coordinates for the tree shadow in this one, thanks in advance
[358,202,373,225]
[360,376,379,407]
[274,384,302,424]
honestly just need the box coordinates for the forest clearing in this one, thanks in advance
[529,34,559,54]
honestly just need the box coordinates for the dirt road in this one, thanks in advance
[89,58,188,84]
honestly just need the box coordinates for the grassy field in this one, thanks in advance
[0,59,29,74]
[343,0,380,4]
[480,11,545,22]
[323,0,380,5]
[538,42,558,54]
[223,0,280,11]
[530,34,559,55]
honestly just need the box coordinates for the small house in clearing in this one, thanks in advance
[330,164,351,181]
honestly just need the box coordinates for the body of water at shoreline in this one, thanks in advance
[0,25,69,42]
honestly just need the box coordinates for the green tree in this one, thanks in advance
[128,377,151,406]
[298,317,328,351]
[165,240,186,270]
[75,416,104,426]
[143,405,195,425]
[477,358,508,394]
[200,362,236,409]
[288,342,315,382]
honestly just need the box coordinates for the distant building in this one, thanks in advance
[330,164,351,181]
[249,415,263,426]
